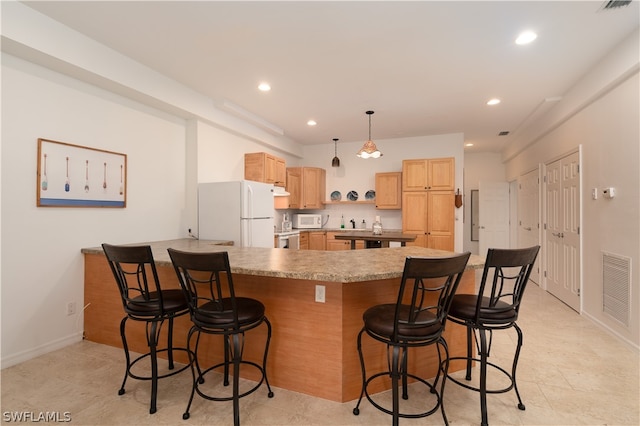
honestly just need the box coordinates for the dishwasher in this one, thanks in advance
[276,231,300,249]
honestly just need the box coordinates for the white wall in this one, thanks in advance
[302,134,465,251]
[1,54,188,366]
[462,152,506,254]
[504,31,640,349]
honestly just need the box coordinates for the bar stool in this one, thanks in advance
[102,243,192,414]
[167,249,273,426]
[446,246,540,426]
[352,252,471,426]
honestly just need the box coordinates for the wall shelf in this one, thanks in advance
[323,200,375,205]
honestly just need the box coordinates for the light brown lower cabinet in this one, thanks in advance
[298,230,369,250]
[308,231,326,250]
[326,232,365,250]
[299,231,309,250]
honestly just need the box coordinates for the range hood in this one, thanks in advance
[273,186,290,197]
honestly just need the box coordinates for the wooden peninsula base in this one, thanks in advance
[83,239,482,403]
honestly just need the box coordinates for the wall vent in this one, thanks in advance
[602,251,631,326]
[601,0,632,10]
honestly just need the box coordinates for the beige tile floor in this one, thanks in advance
[2,283,639,425]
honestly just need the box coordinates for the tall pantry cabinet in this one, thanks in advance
[401,158,455,251]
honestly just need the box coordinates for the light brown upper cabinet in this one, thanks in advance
[375,172,402,209]
[402,158,454,191]
[244,152,286,187]
[286,167,326,210]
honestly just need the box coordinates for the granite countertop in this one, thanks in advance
[83,238,484,283]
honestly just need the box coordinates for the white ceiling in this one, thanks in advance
[23,1,639,152]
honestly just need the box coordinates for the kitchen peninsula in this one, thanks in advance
[82,239,483,402]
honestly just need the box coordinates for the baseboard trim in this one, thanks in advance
[582,311,640,353]
[1,332,84,369]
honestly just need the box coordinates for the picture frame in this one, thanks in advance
[37,138,127,207]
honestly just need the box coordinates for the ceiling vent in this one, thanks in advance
[498,131,510,136]
[601,0,632,10]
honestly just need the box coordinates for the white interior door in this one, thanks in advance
[518,168,541,284]
[544,151,581,311]
[479,181,510,257]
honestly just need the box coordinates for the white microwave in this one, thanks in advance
[293,214,322,229]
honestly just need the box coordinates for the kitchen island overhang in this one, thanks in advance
[82,239,483,402]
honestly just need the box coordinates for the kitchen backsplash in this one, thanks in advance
[275,204,402,231]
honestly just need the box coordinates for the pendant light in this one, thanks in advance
[356,110,383,158]
[331,138,340,167]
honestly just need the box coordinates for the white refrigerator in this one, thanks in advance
[198,180,275,248]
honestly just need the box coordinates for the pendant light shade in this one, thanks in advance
[357,111,383,159]
[331,138,340,167]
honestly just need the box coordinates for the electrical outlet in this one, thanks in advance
[315,285,325,303]
[66,301,77,316]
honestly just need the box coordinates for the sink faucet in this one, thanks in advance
[350,219,356,229]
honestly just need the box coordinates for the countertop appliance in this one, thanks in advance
[198,180,274,248]
[293,214,322,229]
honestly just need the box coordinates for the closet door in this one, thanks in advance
[545,151,581,312]
[518,168,541,284]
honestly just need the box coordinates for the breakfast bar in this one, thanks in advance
[82,239,483,402]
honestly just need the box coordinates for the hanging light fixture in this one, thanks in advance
[356,110,383,158]
[331,138,340,167]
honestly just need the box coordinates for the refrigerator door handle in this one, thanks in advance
[246,183,254,219]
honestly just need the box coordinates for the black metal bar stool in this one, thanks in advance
[102,243,192,414]
[352,252,471,426]
[167,248,273,426]
[446,246,540,426]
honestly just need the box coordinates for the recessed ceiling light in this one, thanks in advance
[307,120,317,126]
[258,82,271,92]
[465,143,474,147]
[487,98,501,106]
[516,31,537,45]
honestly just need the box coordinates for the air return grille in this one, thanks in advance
[602,252,631,326]
[601,0,632,10]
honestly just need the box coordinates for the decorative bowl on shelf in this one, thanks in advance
[365,190,376,200]
[330,190,342,201]
[347,190,359,201]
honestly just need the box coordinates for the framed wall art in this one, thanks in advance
[37,138,127,207]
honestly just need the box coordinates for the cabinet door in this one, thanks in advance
[402,191,454,250]
[326,232,350,251]
[286,168,302,209]
[403,158,455,191]
[427,191,455,251]
[264,154,276,184]
[308,231,326,250]
[302,167,325,209]
[402,160,428,191]
[428,158,455,190]
[275,158,286,187]
[299,231,309,250]
[375,172,402,209]
[244,152,266,183]
[402,192,427,235]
